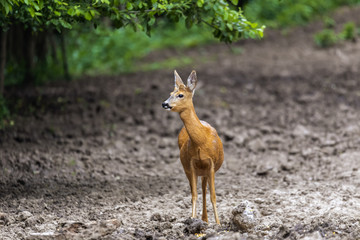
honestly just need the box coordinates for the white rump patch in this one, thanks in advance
[200,120,211,127]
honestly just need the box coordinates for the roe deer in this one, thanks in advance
[162,70,224,224]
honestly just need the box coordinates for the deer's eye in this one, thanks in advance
[178,94,184,98]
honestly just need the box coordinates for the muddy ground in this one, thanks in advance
[1,6,360,240]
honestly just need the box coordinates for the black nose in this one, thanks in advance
[162,102,169,109]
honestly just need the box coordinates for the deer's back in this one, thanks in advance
[178,121,224,175]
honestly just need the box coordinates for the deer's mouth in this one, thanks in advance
[162,102,172,110]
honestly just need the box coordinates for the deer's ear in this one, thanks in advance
[187,70,197,92]
[174,70,184,89]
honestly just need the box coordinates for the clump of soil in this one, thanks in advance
[1,6,360,240]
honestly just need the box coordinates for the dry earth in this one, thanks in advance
[1,6,360,240]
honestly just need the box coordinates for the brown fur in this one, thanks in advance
[163,70,224,224]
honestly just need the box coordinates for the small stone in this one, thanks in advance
[301,148,315,158]
[159,222,172,231]
[17,211,33,221]
[0,212,8,225]
[232,201,261,232]
[204,228,216,236]
[234,135,247,146]
[289,147,300,155]
[27,232,59,240]
[247,138,266,152]
[150,213,162,221]
[207,232,244,240]
[223,130,235,142]
[25,216,38,227]
[275,226,290,239]
[100,219,121,228]
[183,218,208,234]
[300,231,322,240]
[163,214,176,222]
[254,198,265,204]
[292,125,311,137]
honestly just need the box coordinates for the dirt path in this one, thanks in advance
[1,6,360,240]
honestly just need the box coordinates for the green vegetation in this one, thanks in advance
[67,19,214,76]
[314,21,358,48]
[324,17,336,29]
[0,0,264,91]
[340,21,357,41]
[0,0,266,127]
[314,29,338,48]
[244,0,360,28]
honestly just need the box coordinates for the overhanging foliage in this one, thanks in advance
[0,0,265,43]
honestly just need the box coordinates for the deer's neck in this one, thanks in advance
[179,104,207,145]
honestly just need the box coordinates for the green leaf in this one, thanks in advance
[28,7,35,18]
[126,2,133,10]
[185,17,193,29]
[4,4,12,14]
[84,11,92,20]
[67,8,75,16]
[223,11,229,20]
[231,0,238,5]
[90,10,97,17]
[148,17,155,26]
[50,19,59,26]
[59,19,72,29]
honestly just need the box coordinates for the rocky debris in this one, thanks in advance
[133,228,157,239]
[0,212,9,225]
[292,125,311,137]
[231,201,261,232]
[25,219,123,239]
[247,138,267,152]
[204,228,216,237]
[150,212,162,221]
[223,130,235,142]
[27,232,61,240]
[25,216,44,227]
[275,226,291,239]
[209,232,245,240]
[183,218,208,234]
[17,211,33,222]
[342,124,360,136]
[256,167,273,176]
[300,231,323,240]
[301,147,319,159]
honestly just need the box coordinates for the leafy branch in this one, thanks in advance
[1,0,265,43]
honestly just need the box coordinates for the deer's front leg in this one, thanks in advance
[189,159,198,218]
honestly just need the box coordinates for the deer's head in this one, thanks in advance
[162,70,197,113]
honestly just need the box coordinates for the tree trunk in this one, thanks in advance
[59,33,70,80]
[48,31,58,63]
[36,30,48,63]
[11,24,25,64]
[24,28,35,84]
[0,30,7,96]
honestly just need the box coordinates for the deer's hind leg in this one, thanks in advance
[201,176,208,222]
[209,161,220,224]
